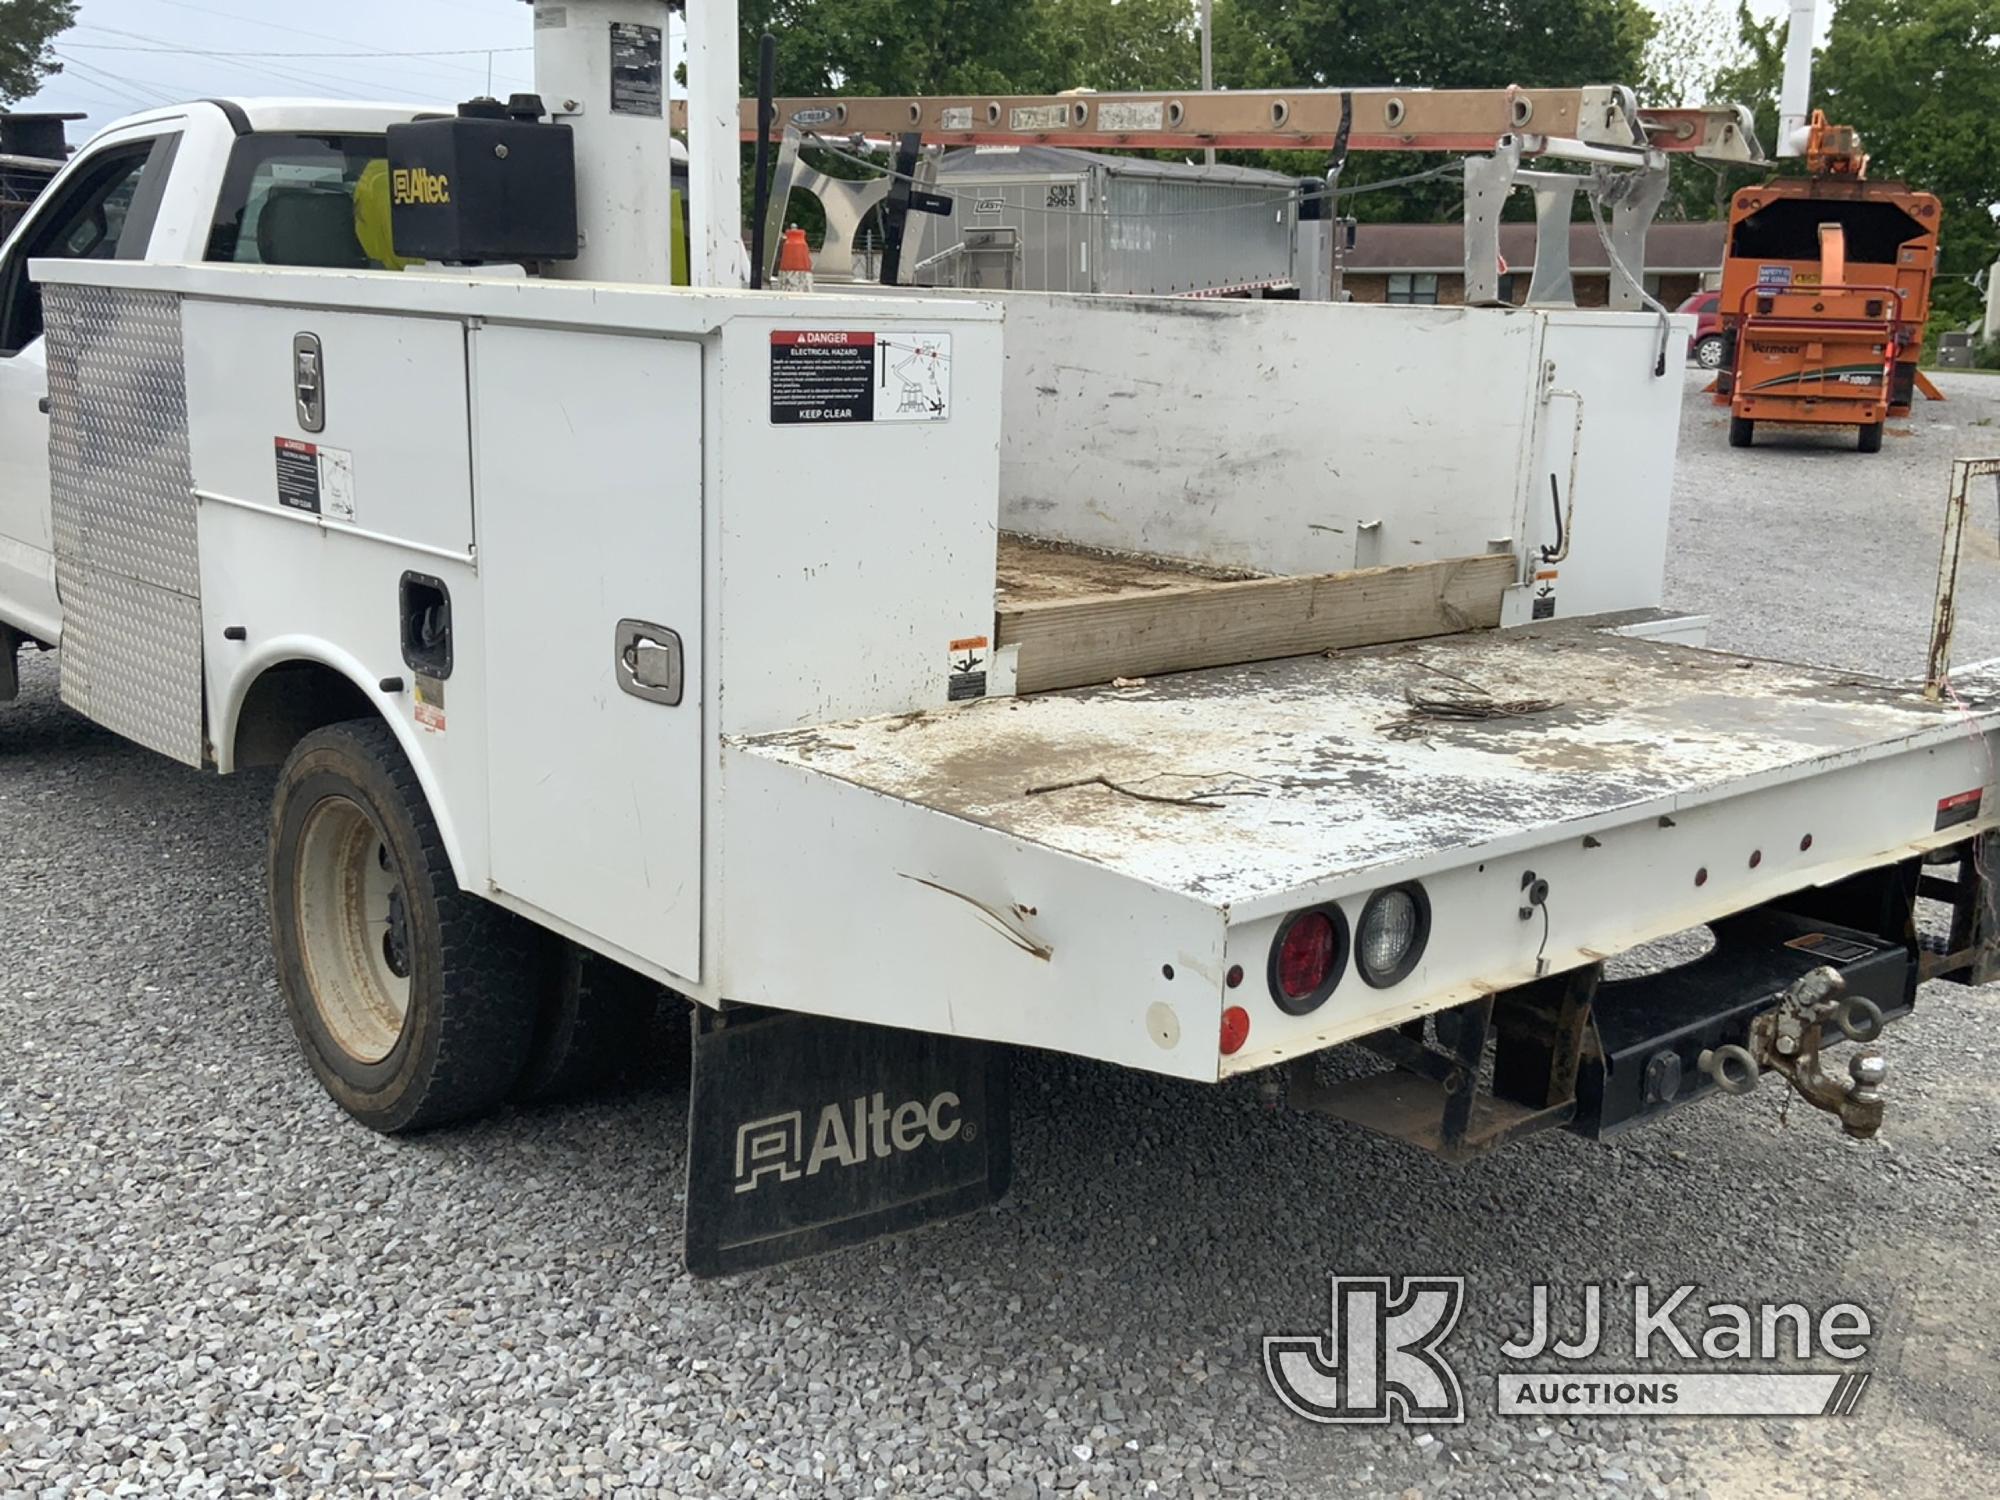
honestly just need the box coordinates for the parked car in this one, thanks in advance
[1679,289,1725,368]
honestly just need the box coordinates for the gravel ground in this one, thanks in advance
[4,369,2000,1500]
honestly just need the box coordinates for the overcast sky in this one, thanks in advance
[16,0,1812,141]
[16,0,545,135]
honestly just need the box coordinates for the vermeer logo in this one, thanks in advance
[733,1092,964,1193]
[392,167,452,207]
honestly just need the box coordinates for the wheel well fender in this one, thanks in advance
[219,639,474,888]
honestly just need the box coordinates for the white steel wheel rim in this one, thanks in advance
[295,795,413,1065]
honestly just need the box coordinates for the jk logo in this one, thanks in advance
[1264,1276,1466,1424]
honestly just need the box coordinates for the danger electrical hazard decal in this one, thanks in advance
[770,330,952,425]
[1936,788,1983,831]
[274,437,356,523]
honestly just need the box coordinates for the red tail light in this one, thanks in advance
[1277,914,1335,996]
[1269,906,1347,1015]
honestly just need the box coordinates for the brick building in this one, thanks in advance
[1341,221,1725,308]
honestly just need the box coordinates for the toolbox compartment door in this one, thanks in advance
[475,325,703,979]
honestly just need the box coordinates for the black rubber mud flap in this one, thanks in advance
[684,1007,1011,1278]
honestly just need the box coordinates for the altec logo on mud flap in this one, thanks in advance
[732,1092,964,1192]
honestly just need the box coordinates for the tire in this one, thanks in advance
[269,718,552,1133]
[0,625,19,704]
[1693,335,1727,370]
[512,943,664,1105]
[1728,415,1755,448]
[1857,421,1884,453]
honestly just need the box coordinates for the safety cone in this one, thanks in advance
[776,227,814,293]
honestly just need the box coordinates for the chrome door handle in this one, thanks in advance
[616,619,684,706]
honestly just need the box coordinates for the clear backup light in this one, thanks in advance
[1357,884,1431,988]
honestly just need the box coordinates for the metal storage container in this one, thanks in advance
[916,145,1298,296]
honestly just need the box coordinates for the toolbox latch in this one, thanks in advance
[616,619,683,706]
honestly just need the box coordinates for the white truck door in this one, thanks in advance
[0,128,184,644]
[475,326,704,982]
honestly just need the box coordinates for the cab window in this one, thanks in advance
[0,131,182,357]
[207,133,402,271]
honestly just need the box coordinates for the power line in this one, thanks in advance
[51,54,184,109]
[63,43,533,60]
[75,24,415,101]
[67,29,535,95]
[136,0,534,89]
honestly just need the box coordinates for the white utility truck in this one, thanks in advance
[4,2,1997,1276]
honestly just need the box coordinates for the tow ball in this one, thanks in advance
[1697,966,1889,1139]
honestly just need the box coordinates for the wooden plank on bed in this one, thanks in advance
[998,552,1516,695]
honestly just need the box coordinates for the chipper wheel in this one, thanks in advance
[269,719,552,1133]
[1857,422,1884,454]
[1728,415,1755,448]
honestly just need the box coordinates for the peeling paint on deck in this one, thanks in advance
[738,630,2000,907]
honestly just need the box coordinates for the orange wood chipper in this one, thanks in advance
[1715,112,1941,452]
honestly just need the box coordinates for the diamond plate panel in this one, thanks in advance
[73,571,204,758]
[44,283,204,767]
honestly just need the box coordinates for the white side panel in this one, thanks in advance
[183,300,474,559]
[993,294,1544,575]
[199,509,491,889]
[708,311,1005,735]
[720,743,1230,1081]
[1508,312,1691,624]
[477,325,704,980]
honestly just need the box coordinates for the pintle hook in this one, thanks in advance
[1701,966,1888,1139]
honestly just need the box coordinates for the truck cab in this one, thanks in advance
[0,100,422,647]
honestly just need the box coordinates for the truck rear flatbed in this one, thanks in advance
[729,626,2000,1077]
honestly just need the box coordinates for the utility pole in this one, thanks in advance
[1200,0,1214,167]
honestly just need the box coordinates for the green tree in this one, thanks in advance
[1645,0,1740,108]
[1037,0,1200,92]
[1210,0,1655,92]
[1818,0,2000,326]
[0,0,76,104]
[1711,0,1787,153]
[739,1,1052,96]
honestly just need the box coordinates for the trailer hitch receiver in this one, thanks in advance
[1699,966,1889,1139]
